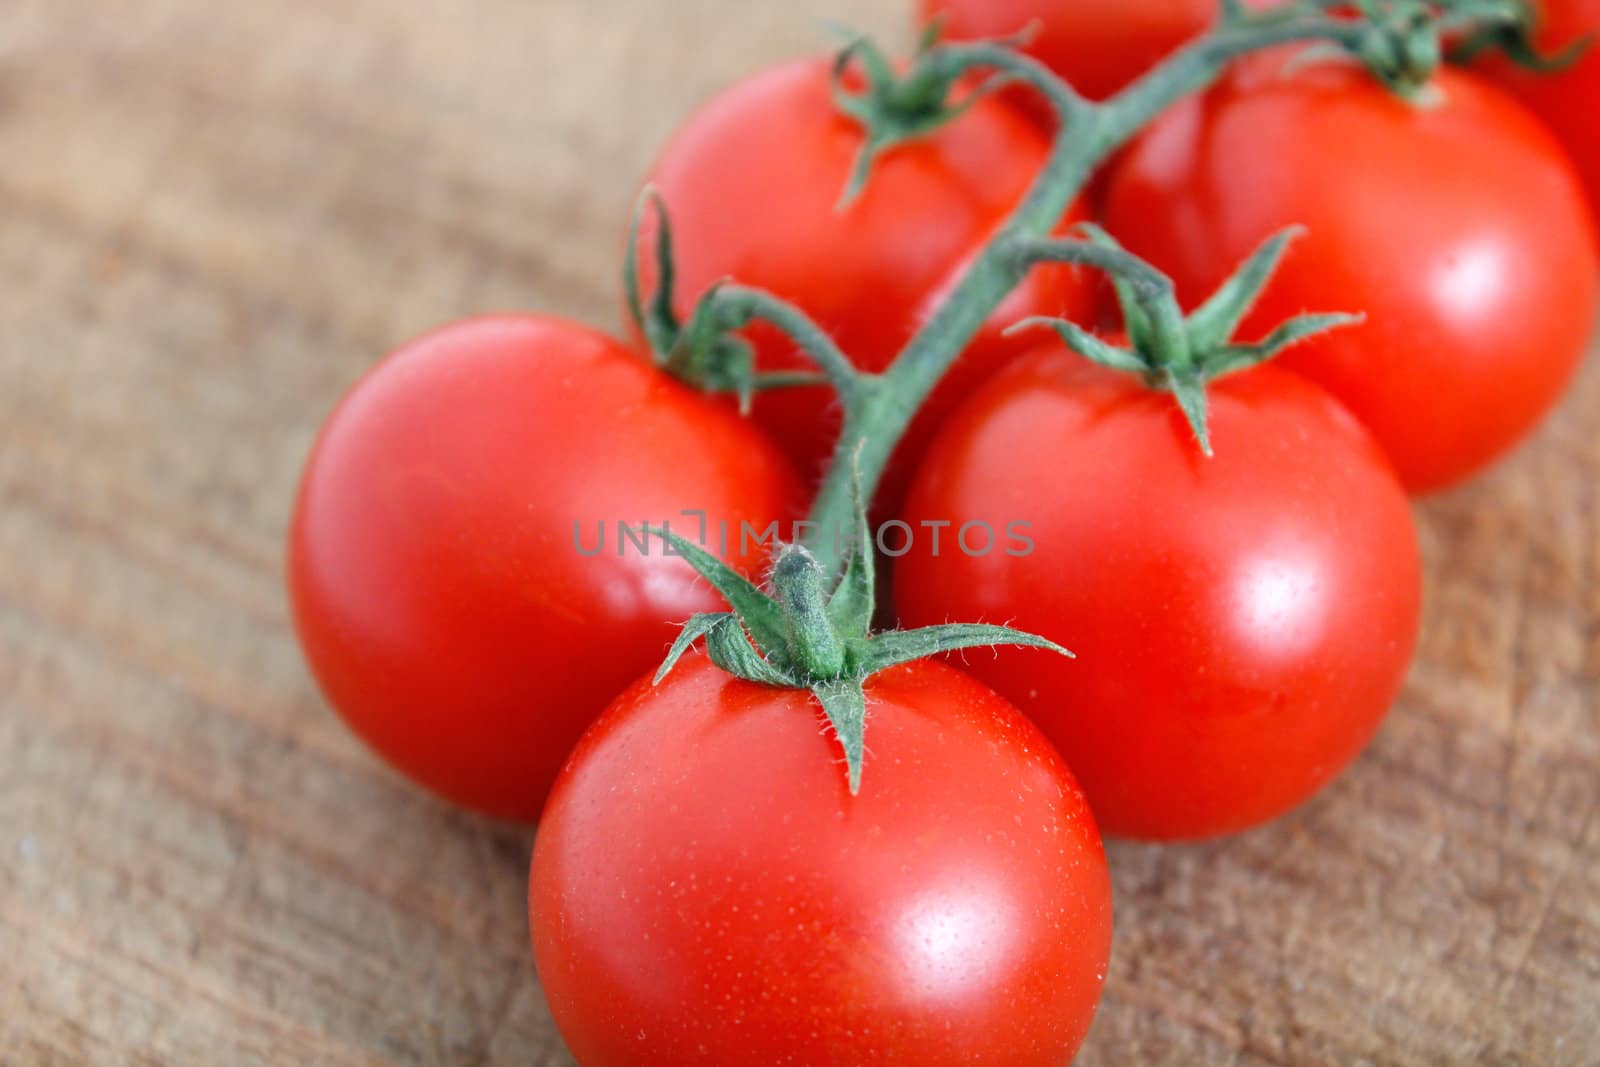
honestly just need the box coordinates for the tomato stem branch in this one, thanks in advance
[704,285,869,406]
[801,11,1374,574]
[1011,231,1193,370]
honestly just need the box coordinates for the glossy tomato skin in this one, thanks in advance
[637,58,1097,491]
[1478,0,1600,210]
[530,654,1112,1065]
[289,316,801,821]
[895,352,1422,840]
[920,0,1278,105]
[1104,54,1599,493]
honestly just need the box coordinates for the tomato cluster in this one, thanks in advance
[287,3,1598,1063]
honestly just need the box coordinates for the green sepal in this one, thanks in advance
[1202,312,1363,378]
[707,619,798,686]
[853,623,1071,676]
[670,285,838,413]
[1334,0,1440,98]
[1165,368,1213,457]
[1187,227,1302,354]
[1007,316,1150,375]
[1077,224,1158,354]
[824,462,876,639]
[829,34,1014,208]
[1450,12,1592,72]
[823,24,897,86]
[914,12,946,54]
[624,200,830,412]
[623,189,681,360]
[667,282,755,413]
[643,526,789,655]
[655,612,734,684]
[655,612,801,689]
[811,678,869,795]
[1270,0,1557,101]
[1446,0,1593,77]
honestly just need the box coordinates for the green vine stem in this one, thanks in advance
[614,0,1539,792]
[623,3,1536,575]
[796,1,1543,573]
[798,8,1394,573]
[688,284,867,408]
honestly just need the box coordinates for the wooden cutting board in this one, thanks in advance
[1,1,1595,1063]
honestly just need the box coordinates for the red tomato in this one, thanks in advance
[1104,53,1599,493]
[530,653,1112,1065]
[1478,0,1600,210]
[895,352,1422,840]
[635,58,1097,492]
[289,316,801,821]
[921,0,1279,105]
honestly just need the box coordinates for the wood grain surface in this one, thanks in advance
[1,1,1596,1064]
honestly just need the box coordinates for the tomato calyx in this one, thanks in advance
[624,192,850,412]
[1009,224,1361,455]
[1451,0,1595,72]
[648,483,1068,793]
[829,28,1021,205]
[1324,0,1448,97]
[829,27,1090,206]
[1270,0,1573,99]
